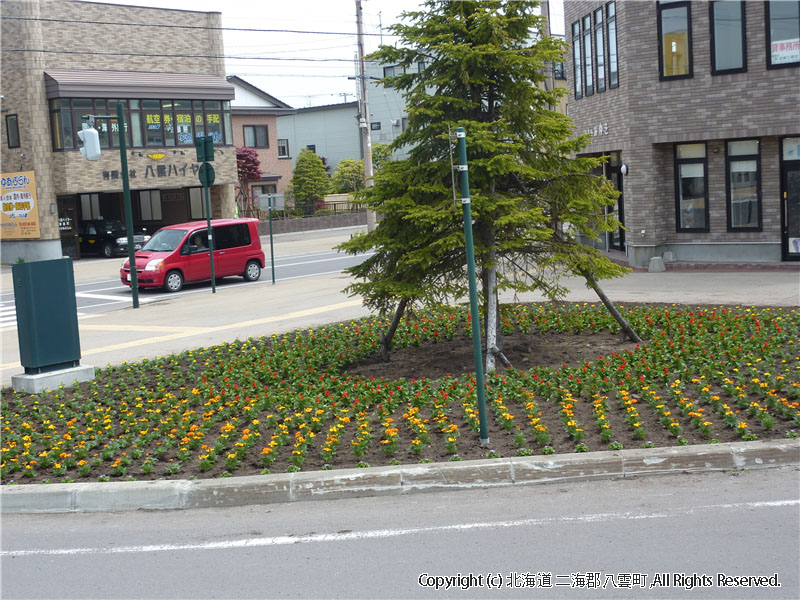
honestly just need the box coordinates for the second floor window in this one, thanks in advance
[572,21,583,99]
[711,1,746,74]
[5,114,20,148]
[583,15,594,96]
[767,0,800,68]
[277,138,290,158]
[595,9,606,92]
[658,1,693,79]
[607,1,619,88]
[244,125,269,148]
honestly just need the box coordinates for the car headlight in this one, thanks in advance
[116,237,127,245]
[145,259,164,271]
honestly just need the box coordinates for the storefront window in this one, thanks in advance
[727,140,760,230]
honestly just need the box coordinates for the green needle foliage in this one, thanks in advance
[289,147,330,212]
[340,0,631,357]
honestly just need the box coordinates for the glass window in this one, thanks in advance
[383,65,395,88]
[726,139,760,230]
[659,1,693,79]
[244,125,269,148]
[206,111,222,144]
[139,189,162,221]
[675,143,708,231]
[189,187,206,219]
[5,114,20,148]
[595,9,606,92]
[371,122,381,130]
[607,2,619,88]
[278,138,290,158]
[80,194,101,220]
[711,1,746,73]
[583,15,594,96]
[767,1,800,67]
[572,21,583,99]
[60,112,75,149]
[142,100,163,146]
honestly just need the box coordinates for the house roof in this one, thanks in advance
[294,101,359,114]
[44,69,234,100]
[226,75,295,114]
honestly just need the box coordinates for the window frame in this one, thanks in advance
[583,15,594,96]
[370,122,381,131]
[277,138,290,158]
[5,114,20,148]
[138,189,163,222]
[606,1,619,88]
[710,1,747,75]
[725,139,762,232]
[766,0,800,69]
[594,8,606,92]
[674,142,709,233]
[572,20,583,99]
[243,124,269,148]
[658,0,694,80]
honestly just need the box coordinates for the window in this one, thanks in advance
[726,139,761,230]
[594,9,606,92]
[214,224,251,250]
[553,61,566,79]
[139,189,162,221]
[5,114,20,148]
[711,1,746,74]
[766,1,800,68]
[583,16,594,96]
[277,138,290,158]
[607,2,619,88]
[383,65,395,87]
[401,116,408,131]
[80,193,101,219]
[189,187,206,219]
[306,144,316,152]
[370,122,381,130]
[675,143,708,231]
[572,21,583,99]
[658,1,693,79]
[417,60,426,73]
[243,125,269,148]
[252,184,277,196]
[48,98,232,151]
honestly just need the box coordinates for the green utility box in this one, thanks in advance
[12,258,82,374]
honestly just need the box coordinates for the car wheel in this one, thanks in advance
[243,260,261,281]
[102,243,114,258]
[163,270,184,293]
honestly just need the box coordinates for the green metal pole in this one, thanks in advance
[456,127,489,446]
[204,180,216,293]
[116,103,139,309]
[268,196,275,285]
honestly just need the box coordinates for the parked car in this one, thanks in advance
[120,218,265,292]
[79,219,150,258]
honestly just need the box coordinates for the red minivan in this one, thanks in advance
[120,218,265,292]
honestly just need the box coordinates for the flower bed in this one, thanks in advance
[1,303,798,484]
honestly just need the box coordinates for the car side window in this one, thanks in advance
[189,232,208,253]
[213,224,250,250]
[88,225,97,235]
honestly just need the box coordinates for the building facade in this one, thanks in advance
[275,102,361,174]
[565,0,800,267]
[227,76,295,201]
[1,0,238,263]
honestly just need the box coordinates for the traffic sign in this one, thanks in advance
[198,162,215,186]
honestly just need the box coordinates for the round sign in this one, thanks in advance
[198,162,216,186]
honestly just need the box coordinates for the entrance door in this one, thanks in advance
[605,153,625,251]
[782,138,800,261]
[57,196,80,259]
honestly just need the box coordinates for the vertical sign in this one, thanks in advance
[1,171,41,239]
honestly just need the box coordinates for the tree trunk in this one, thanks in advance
[578,267,643,343]
[485,254,498,373]
[380,298,409,361]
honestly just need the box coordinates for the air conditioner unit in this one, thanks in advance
[391,119,400,127]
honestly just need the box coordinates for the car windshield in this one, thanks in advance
[140,229,187,252]
[98,220,125,232]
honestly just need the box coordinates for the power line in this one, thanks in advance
[0,15,398,37]
[1,48,386,63]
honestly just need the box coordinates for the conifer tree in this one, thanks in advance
[340,0,637,365]
[288,148,330,214]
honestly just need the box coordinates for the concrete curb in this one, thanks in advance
[2,439,797,514]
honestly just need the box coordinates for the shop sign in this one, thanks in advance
[102,162,207,182]
[584,122,609,137]
[1,171,40,240]
[771,38,800,65]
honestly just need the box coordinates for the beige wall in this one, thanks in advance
[230,114,293,195]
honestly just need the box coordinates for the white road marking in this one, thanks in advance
[3,499,796,557]
[75,292,153,303]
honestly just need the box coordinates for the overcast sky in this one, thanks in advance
[95,0,565,108]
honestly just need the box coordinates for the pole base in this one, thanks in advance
[480,438,490,447]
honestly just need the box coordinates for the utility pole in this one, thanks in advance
[355,0,377,232]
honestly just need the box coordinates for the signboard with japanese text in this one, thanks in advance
[1,171,41,239]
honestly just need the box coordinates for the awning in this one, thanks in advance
[44,69,235,101]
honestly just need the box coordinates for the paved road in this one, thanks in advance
[2,467,797,599]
